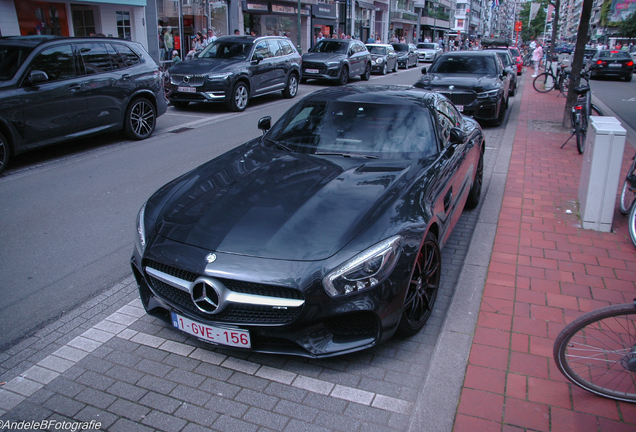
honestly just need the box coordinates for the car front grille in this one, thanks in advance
[302,62,327,74]
[170,74,206,86]
[144,260,304,325]
[436,91,477,106]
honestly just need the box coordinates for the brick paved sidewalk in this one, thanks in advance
[454,71,636,432]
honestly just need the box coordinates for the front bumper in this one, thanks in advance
[301,64,341,81]
[418,53,436,62]
[594,67,633,78]
[130,237,411,357]
[428,89,501,121]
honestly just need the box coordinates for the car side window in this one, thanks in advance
[435,105,455,148]
[278,39,294,55]
[76,43,113,75]
[253,41,273,60]
[28,44,76,82]
[113,44,141,67]
[441,101,462,128]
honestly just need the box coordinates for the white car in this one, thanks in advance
[417,43,442,62]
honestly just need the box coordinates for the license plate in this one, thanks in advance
[456,105,464,112]
[178,86,197,93]
[305,68,319,74]
[171,312,251,348]
[608,63,621,67]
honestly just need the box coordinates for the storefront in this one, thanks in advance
[242,1,310,51]
[311,3,337,44]
[355,0,374,41]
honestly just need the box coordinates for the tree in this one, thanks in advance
[519,1,549,41]
[618,12,636,42]
[562,0,595,128]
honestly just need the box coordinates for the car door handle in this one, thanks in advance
[121,74,131,81]
[444,188,452,213]
[69,83,82,92]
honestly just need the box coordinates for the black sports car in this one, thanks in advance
[131,85,484,358]
[415,51,511,126]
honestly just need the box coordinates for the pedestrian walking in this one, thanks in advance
[532,42,543,77]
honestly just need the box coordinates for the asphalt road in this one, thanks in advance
[0,65,429,350]
[589,76,636,133]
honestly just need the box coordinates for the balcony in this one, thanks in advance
[422,8,450,21]
[390,10,419,22]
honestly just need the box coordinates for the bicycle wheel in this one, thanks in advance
[533,72,556,93]
[553,302,636,402]
[576,114,587,155]
[620,157,636,215]
[630,202,636,247]
[590,104,604,117]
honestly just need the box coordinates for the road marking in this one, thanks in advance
[0,299,413,415]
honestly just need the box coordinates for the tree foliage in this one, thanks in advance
[618,12,636,39]
[519,0,549,41]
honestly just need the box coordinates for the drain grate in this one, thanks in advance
[528,120,570,133]
[169,127,194,134]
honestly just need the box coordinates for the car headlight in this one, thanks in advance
[325,61,340,67]
[135,202,147,256]
[323,236,402,297]
[207,72,232,80]
[376,57,384,64]
[477,89,500,98]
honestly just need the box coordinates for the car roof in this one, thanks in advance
[303,84,442,108]
[0,35,141,48]
[366,43,392,47]
[439,50,498,57]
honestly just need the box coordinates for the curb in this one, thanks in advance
[408,77,524,432]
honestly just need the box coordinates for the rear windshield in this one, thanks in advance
[310,41,348,54]
[429,55,498,75]
[495,52,512,66]
[509,48,520,57]
[599,50,630,59]
[0,45,34,80]
[392,44,409,52]
[367,46,387,55]
[199,41,253,60]
[418,43,437,49]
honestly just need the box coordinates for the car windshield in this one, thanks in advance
[392,44,408,52]
[0,45,34,80]
[367,46,387,55]
[599,50,630,59]
[429,55,498,75]
[495,52,512,66]
[509,48,520,57]
[311,41,348,54]
[198,40,253,60]
[418,43,437,50]
[265,100,437,159]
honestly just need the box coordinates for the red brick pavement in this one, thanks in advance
[454,70,636,431]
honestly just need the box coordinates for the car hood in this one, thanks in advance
[371,54,388,60]
[302,52,346,63]
[170,58,244,74]
[417,49,436,53]
[151,141,413,261]
[415,74,499,91]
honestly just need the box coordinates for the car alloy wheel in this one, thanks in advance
[382,63,388,75]
[397,231,441,336]
[339,66,349,85]
[228,82,249,112]
[361,63,371,81]
[0,131,9,175]
[124,97,156,140]
[465,149,484,209]
[283,73,298,98]
[493,97,506,127]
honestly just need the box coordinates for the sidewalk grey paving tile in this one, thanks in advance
[372,394,412,414]
[42,394,85,417]
[139,391,183,414]
[107,398,151,421]
[75,405,118,429]
[109,417,155,432]
[283,419,331,432]
[221,356,260,375]
[141,409,188,432]
[21,365,60,385]
[316,368,360,388]
[134,358,174,377]
[134,345,171,362]
[106,380,148,401]
[235,388,279,410]
[205,395,249,417]
[344,403,390,425]
[330,385,374,405]
[76,370,116,390]
[301,392,347,414]
[212,414,259,432]
[243,406,290,430]
[169,384,212,406]
[102,365,143,384]
[75,387,117,409]
[227,371,269,391]
[189,347,226,365]
[44,377,86,398]
[200,378,241,399]
[136,375,177,395]
[2,377,43,397]
[273,399,319,422]
[264,382,307,402]
[163,353,200,371]
[0,390,24,411]
[75,356,114,374]
[292,375,333,396]
[174,402,219,427]
[0,400,51,421]
[165,368,207,388]
[314,411,362,432]
[182,423,214,432]
[37,355,74,374]
[256,365,296,385]
[194,362,234,381]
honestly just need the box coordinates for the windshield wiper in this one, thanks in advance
[265,138,292,152]
[315,151,379,159]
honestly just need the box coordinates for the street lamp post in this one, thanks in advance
[432,0,437,41]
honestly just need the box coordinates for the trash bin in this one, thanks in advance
[578,116,627,232]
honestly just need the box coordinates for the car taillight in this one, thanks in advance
[628,61,634,67]
[596,60,603,64]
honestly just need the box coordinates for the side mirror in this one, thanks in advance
[26,70,48,85]
[258,116,271,134]
[450,127,466,144]
[421,67,427,74]
[252,53,264,64]
[501,69,508,76]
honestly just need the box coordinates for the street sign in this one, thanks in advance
[515,21,522,32]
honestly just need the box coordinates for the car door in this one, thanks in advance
[432,100,468,245]
[19,43,89,144]
[250,40,278,95]
[270,39,291,89]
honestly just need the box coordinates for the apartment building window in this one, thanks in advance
[72,9,96,36]
[117,11,131,40]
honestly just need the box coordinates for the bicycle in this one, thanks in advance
[532,62,571,95]
[560,67,604,154]
[554,299,636,402]
[620,153,636,247]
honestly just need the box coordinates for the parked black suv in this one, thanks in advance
[301,39,371,85]
[414,51,511,126]
[166,36,301,112]
[0,35,167,175]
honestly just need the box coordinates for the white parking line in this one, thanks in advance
[0,299,414,415]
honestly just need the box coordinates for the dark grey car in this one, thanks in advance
[166,36,302,112]
[0,36,167,175]
[301,39,371,85]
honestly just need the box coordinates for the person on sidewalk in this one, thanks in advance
[532,42,543,77]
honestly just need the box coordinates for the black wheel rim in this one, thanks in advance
[474,153,483,197]
[340,68,348,85]
[131,100,155,138]
[403,239,440,328]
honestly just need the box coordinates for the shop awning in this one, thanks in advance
[357,1,376,10]
[78,0,146,5]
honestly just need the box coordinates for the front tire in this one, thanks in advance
[397,231,441,336]
[575,114,587,154]
[360,63,371,81]
[227,81,249,112]
[381,63,388,75]
[492,97,506,127]
[0,131,10,175]
[619,157,636,215]
[282,73,298,98]
[338,66,349,85]
[124,97,156,140]
[465,148,484,209]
